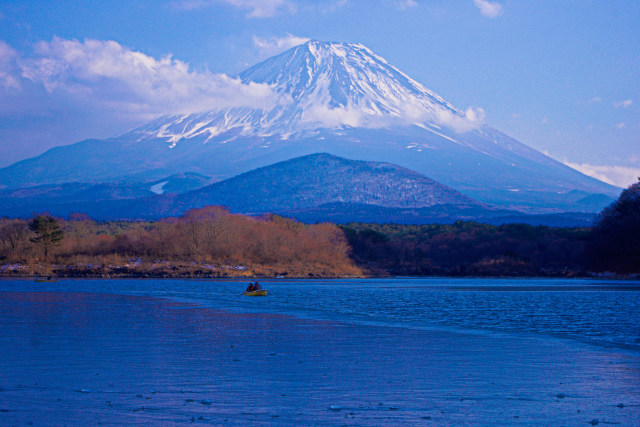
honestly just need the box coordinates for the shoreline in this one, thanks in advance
[1,270,638,280]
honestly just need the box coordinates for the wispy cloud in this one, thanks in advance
[0,40,20,89]
[253,34,310,58]
[301,99,485,133]
[16,37,280,118]
[396,0,418,10]
[175,0,294,18]
[614,99,633,108]
[564,162,639,188]
[414,104,486,133]
[586,96,602,105]
[473,0,502,18]
[616,122,626,129]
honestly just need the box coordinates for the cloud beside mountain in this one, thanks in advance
[252,34,311,58]
[18,37,280,117]
[563,162,639,188]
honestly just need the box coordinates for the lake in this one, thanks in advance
[1,277,639,425]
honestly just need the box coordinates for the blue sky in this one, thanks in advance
[0,0,638,186]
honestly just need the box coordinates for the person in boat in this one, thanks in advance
[253,282,262,291]
[246,282,255,292]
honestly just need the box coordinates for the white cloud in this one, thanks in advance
[175,0,293,18]
[396,0,418,10]
[253,34,310,58]
[473,0,502,18]
[19,37,280,118]
[564,162,639,188]
[616,122,626,129]
[300,96,485,133]
[0,40,20,89]
[614,99,633,108]
[433,106,485,133]
[301,102,369,128]
[587,97,602,105]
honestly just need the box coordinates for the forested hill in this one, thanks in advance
[123,153,481,219]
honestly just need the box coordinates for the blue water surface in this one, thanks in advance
[1,277,639,352]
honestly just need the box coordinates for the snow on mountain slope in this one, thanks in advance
[131,41,482,143]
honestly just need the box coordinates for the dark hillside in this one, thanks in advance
[587,180,640,273]
[176,153,480,213]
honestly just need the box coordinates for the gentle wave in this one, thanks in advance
[2,277,639,352]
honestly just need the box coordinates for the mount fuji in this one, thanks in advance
[0,41,619,214]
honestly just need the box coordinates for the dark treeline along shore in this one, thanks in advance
[1,181,638,278]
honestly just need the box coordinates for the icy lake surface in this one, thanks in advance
[1,277,639,425]
[4,277,638,351]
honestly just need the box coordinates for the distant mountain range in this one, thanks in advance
[0,41,620,221]
[0,171,214,217]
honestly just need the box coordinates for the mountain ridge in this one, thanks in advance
[0,153,600,226]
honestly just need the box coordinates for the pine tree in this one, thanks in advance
[28,215,65,258]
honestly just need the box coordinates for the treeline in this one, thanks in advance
[341,222,591,276]
[0,206,361,277]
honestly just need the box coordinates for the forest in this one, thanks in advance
[341,222,591,276]
[1,181,638,278]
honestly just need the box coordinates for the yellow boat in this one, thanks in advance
[243,290,268,296]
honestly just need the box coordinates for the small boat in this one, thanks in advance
[35,277,57,282]
[243,290,268,296]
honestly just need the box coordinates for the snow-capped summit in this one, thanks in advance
[240,40,461,124]
[131,41,481,144]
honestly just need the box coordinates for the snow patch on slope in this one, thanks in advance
[150,181,168,194]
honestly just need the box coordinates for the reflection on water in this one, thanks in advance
[2,277,639,351]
